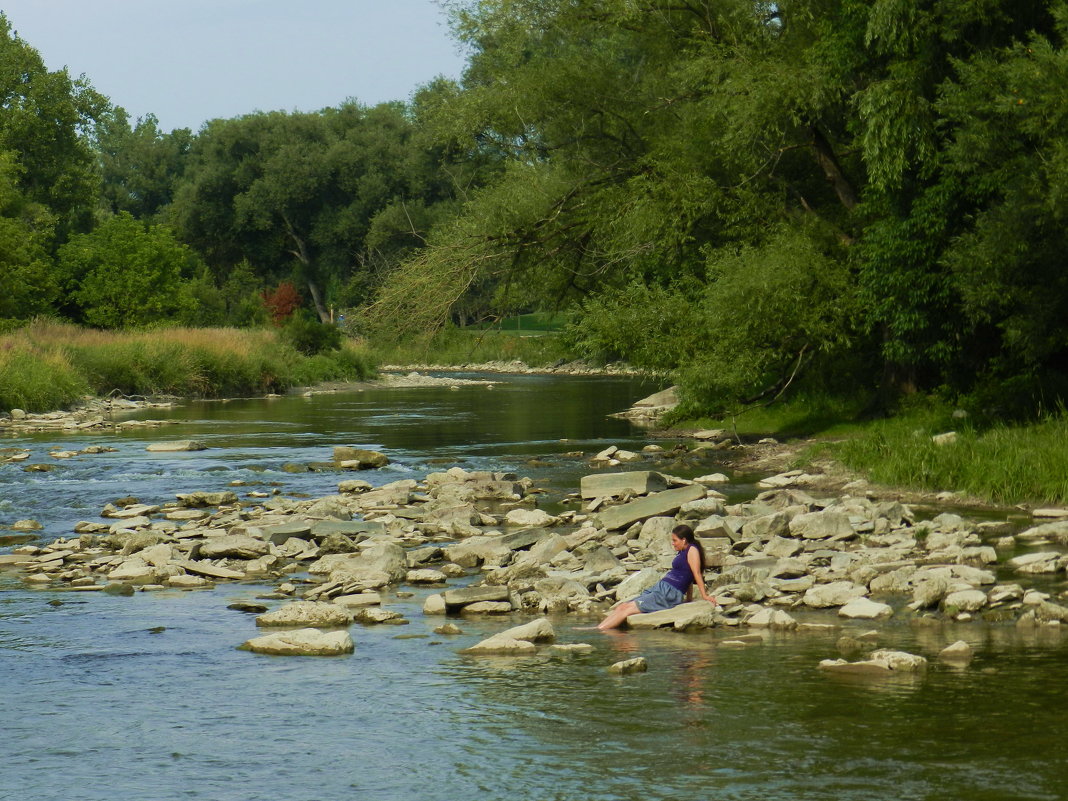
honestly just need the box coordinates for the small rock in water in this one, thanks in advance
[607,657,648,675]
[229,602,270,613]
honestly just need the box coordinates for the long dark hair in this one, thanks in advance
[672,523,705,571]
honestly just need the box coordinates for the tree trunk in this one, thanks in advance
[810,125,858,211]
[281,213,331,323]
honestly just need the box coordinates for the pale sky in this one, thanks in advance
[0,0,469,132]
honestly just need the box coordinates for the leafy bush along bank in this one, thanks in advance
[0,321,375,413]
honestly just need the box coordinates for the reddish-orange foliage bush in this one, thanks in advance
[262,280,302,325]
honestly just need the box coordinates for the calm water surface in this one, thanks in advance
[1,374,1066,801]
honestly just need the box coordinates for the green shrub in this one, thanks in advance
[282,314,343,356]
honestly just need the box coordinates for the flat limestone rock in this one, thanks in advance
[442,585,509,608]
[146,440,207,452]
[460,636,537,655]
[460,601,513,614]
[579,471,667,499]
[333,592,382,608]
[240,628,354,656]
[197,535,271,560]
[172,559,245,580]
[256,601,353,628]
[838,598,894,620]
[596,484,706,531]
[629,600,715,631]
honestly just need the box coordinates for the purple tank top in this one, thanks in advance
[662,544,695,592]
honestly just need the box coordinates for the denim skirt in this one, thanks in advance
[634,580,685,613]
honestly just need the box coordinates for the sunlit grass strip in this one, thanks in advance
[0,320,376,412]
[833,411,1068,505]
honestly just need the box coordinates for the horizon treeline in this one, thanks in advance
[4,2,1068,419]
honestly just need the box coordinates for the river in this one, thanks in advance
[1,374,1066,801]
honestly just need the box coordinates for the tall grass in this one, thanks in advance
[832,407,1068,505]
[371,325,576,367]
[0,320,376,412]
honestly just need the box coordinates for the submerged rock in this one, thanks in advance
[240,628,354,656]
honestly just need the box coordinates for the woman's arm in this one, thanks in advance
[687,546,715,604]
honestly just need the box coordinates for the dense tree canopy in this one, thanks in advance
[4,2,1068,416]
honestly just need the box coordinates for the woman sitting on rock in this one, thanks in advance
[597,523,716,630]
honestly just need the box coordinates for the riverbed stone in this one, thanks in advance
[1008,551,1063,574]
[943,589,988,613]
[803,581,868,608]
[533,577,591,612]
[107,558,157,584]
[334,447,390,469]
[504,508,557,527]
[580,474,662,499]
[820,649,927,675]
[166,574,213,589]
[423,593,446,615]
[333,592,382,608]
[614,568,661,601]
[746,608,797,629]
[240,628,354,656]
[406,568,448,584]
[176,491,238,507]
[939,640,974,663]
[146,440,206,452]
[596,484,705,531]
[790,511,855,541]
[255,601,353,628]
[443,585,510,609]
[629,600,715,631]
[607,657,648,675]
[838,597,893,620]
[195,535,269,560]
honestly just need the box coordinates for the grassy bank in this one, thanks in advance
[674,393,1068,506]
[0,320,375,413]
[369,324,576,367]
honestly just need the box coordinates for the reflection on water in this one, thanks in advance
[1,375,1067,799]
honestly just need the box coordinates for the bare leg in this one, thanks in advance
[597,600,640,631]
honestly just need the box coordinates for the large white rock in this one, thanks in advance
[629,600,715,631]
[803,581,868,608]
[790,511,855,540]
[504,508,557,527]
[1007,552,1063,574]
[197,535,271,560]
[943,589,988,612]
[614,568,661,601]
[746,608,797,629]
[240,628,353,656]
[838,597,893,620]
[255,601,353,628]
[460,617,554,655]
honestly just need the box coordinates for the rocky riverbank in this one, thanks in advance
[5,438,1067,668]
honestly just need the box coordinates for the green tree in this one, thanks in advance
[95,108,193,219]
[170,102,461,321]
[58,212,199,328]
[0,13,107,241]
[0,150,57,318]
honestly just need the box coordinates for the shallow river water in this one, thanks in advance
[1,374,1067,801]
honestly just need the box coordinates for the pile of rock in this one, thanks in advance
[8,452,1068,664]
